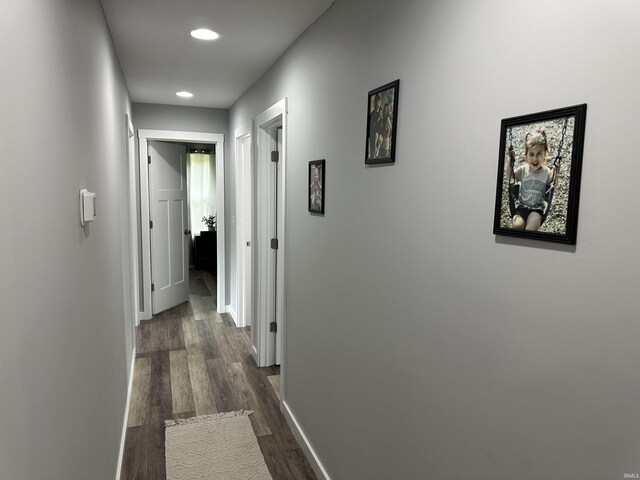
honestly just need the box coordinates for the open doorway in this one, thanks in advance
[137,129,225,321]
[186,144,217,273]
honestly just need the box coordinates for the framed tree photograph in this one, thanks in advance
[493,104,587,245]
[309,159,325,214]
[366,79,399,164]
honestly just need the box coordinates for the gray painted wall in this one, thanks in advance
[0,0,134,478]
[133,103,228,134]
[131,103,231,308]
[229,1,640,478]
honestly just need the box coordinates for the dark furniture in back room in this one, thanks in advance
[194,230,217,271]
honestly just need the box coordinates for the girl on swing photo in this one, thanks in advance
[493,104,587,245]
[506,128,559,231]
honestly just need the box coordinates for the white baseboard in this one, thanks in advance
[115,348,136,480]
[282,400,331,480]
[226,304,238,326]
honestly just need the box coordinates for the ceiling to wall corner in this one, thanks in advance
[101,0,334,108]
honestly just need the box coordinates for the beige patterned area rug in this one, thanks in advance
[165,410,273,480]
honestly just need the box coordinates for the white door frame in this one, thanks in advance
[254,98,287,368]
[126,115,141,327]
[234,124,252,330]
[138,129,225,320]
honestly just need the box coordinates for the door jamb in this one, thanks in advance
[138,129,225,320]
[126,115,141,327]
[234,124,252,330]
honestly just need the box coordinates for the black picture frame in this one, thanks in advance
[308,159,325,214]
[366,79,399,164]
[493,104,587,245]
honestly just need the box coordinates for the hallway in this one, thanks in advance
[120,269,317,480]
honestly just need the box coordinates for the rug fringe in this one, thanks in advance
[165,410,254,428]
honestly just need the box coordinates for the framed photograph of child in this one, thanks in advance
[309,159,325,214]
[493,104,587,245]
[365,79,399,164]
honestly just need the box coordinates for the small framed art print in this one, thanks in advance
[309,159,325,214]
[366,79,399,164]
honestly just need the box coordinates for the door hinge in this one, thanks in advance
[270,238,279,250]
[151,283,155,292]
[270,321,277,333]
[150,220,153,229]
[148,155,151,165]
[271,151,279,163]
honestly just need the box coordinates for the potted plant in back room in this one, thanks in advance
[202,214,216,231]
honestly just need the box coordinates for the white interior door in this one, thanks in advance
[274,127,283,365]
[262,125,281,366]
[265,128,279,364]
[255,98,287,367]
[149,140,189,314]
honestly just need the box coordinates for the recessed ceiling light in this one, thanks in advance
[176,91,193,98]
[190,28,219,40]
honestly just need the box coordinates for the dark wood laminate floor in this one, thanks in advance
[120,268,318,480]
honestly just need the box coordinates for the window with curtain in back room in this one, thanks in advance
[188,151,216,239]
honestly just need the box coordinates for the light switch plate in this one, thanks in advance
[80,189,96,226]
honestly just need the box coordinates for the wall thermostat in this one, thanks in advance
[80,189,96,226]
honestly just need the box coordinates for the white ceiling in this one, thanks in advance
[101,0,335,108]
